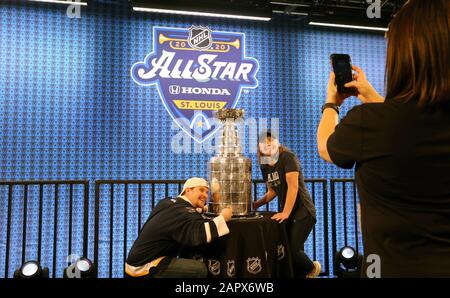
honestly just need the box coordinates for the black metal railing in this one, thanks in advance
[308,179,329,277]
[94,179,329,277]
[0,178,354,278]
[253,178,329,276]
[0,180,89,278]
[94,179,185,278]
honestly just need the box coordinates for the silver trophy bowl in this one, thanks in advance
[208,109,252,216]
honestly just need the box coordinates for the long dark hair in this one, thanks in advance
[256,142,290,164]
[385,0,449,107]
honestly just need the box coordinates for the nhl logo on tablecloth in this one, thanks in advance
[208,259,221,276]
[277,244,285,260]
[246,257,262,274]
[226,260,236,277]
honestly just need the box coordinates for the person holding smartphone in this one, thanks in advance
[317,0,450,277]
[253,131,321,278]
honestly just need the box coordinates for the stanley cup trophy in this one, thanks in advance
[208,108,252,216]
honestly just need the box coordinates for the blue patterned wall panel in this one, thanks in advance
[0,1,386,277]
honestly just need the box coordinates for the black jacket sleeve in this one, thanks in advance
[170,205,221,247]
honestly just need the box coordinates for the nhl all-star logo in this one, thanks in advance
[246,257,262,275]
[226,260,236,277]
[130,26,259,143]
[208,259,221,276]
[277,244,285,260]
[188,26,212,50]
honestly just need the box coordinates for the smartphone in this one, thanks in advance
[330,54,354,94]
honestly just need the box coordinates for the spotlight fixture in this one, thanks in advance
[334,246,363,278]
[130,0,272,21]
[14,261,49,278]
[28,0,87,5]
[63,257,96,278]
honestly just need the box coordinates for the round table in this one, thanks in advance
[201,212,294,278]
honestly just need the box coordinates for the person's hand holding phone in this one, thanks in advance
[328,53,356,106]
[344,66,385,104]
[326,71,353,106]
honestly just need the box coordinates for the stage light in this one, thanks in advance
[28,0,87,6]
[63,257,97,278]
[131,0,272,21]
[14,261,49,278]
[334,246,363,278]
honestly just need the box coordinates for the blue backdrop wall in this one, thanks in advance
[0,0,386,277]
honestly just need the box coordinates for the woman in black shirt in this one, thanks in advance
[253,131,320,278]
[317,0,450,277]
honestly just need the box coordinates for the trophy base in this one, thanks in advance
[203,212,262,220]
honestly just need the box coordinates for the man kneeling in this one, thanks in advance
[125,177,232,278]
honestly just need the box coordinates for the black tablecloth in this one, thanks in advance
[201,212,294,278]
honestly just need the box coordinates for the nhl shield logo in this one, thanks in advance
[226,260,236,277]
[188,26,212,50]
[130,26,259,143]
[208,259,221,276]
[277,244,285,260]
[246,257,262,275]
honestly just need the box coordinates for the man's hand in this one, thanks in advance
[220,207,233,222]
[271,212,289,223]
